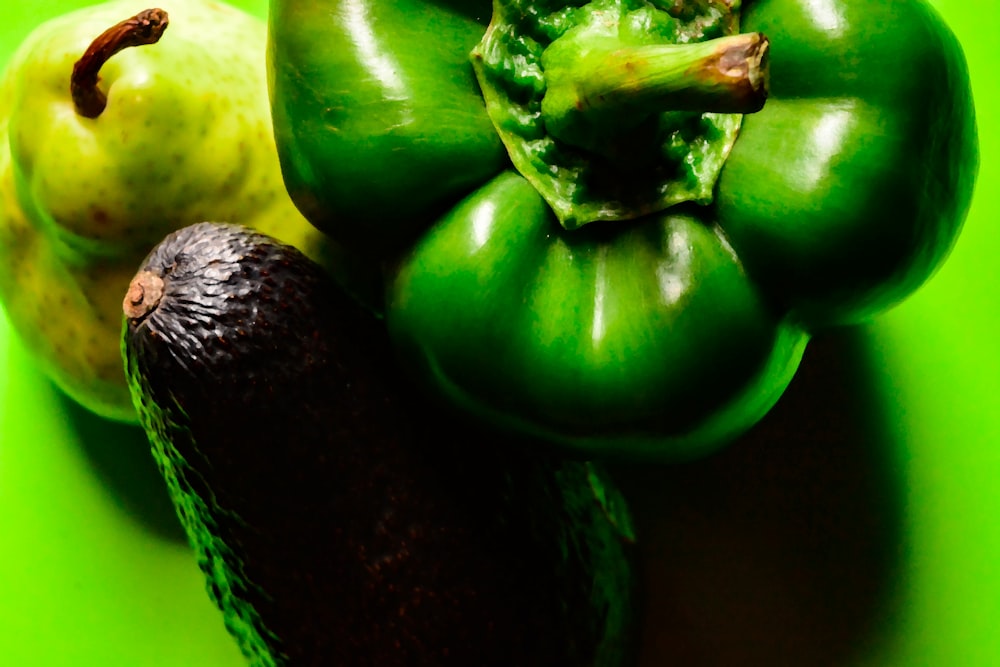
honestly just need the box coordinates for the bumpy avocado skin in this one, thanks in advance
[122,222,638,667]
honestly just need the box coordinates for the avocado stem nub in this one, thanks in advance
[71,8,170,119]
[124,270,165,321]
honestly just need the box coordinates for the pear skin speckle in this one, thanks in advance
[0,0,334,422]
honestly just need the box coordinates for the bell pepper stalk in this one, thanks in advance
[267,0,978,462]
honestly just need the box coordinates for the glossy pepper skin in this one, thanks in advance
[268,0,978,462]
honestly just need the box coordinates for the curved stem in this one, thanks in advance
[71,8,170,119]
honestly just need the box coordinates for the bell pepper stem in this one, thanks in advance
[71,8,170,119]
[541,32,770,153]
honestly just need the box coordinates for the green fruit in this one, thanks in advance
[0,0,328,422]
[122,221,639,666]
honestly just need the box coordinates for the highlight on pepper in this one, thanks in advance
[267,0,979,462]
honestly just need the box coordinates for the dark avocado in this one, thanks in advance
[121,222,639,667]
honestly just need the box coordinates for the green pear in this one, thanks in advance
[0,0,330,422]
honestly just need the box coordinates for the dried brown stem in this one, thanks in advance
[71,8,169,119]
[123,270,165,321]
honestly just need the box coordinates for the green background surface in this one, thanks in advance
[0,0,996,665]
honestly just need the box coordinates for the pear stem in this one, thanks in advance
[71,8,170,119]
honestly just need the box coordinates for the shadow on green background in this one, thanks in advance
[55,392,186,543]
[0,313,248,667]
[13,313,909,667]
[612,327,905,667]
[1,0,997,665]
[2,298,909,667]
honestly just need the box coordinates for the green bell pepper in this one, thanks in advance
[267,0,978,461]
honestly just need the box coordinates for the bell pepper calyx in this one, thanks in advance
[471,0,767,230]
[71,8,170,118]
